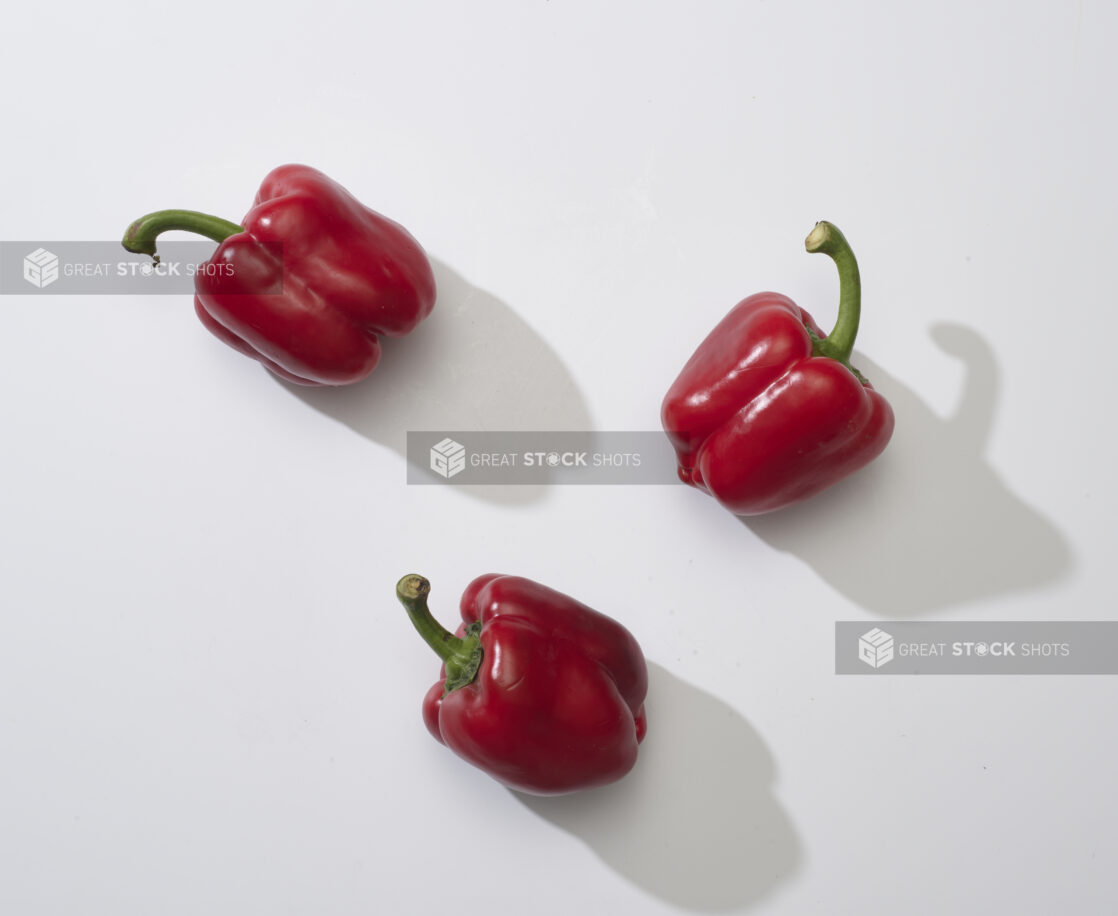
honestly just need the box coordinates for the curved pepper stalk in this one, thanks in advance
[396,575,483,695]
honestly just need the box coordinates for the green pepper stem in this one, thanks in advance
[396,575,483,694]
[122,209,244,261]
[805,220,861,365]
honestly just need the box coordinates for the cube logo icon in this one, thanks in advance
[859,627,894,668]
[24,248,60,288]
[430,437,466,479]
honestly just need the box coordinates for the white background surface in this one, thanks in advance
[2,2,1116,913]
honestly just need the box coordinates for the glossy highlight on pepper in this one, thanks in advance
[661,221,894,515]
[396,573,648,795]
[122,164,436,386]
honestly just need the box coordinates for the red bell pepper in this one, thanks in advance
[122,164,436,386]
[662,221,894,515]
[396,573,648,795]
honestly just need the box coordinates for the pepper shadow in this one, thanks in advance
[276,260,592,505]
[513,663,800,912]
[744,323,1073,616]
